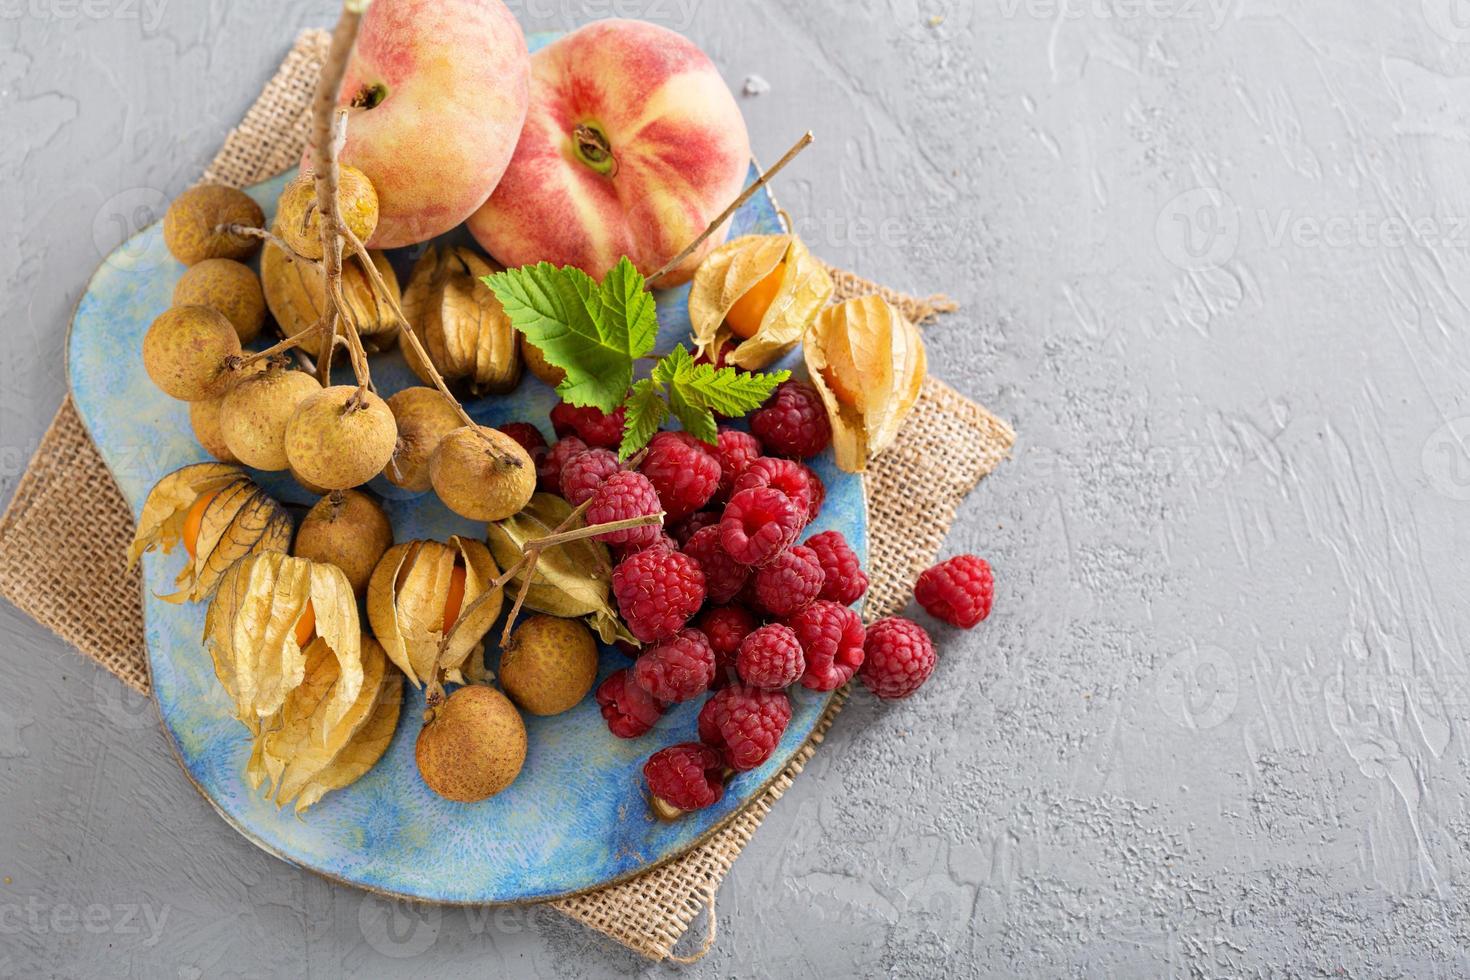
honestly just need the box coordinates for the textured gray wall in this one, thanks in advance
[5,0,1470,976]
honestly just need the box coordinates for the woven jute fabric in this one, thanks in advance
[0,29,1014,962]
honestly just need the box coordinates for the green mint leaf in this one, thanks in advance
[680,364,791,417]
[599,257,659,361]
[619,379,668,460]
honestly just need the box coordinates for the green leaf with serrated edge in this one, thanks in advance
[619,379,668,459]
[668,379,719,445]
[483,264,631,412]
[652,342,694,386]
[679,364,790,417]
[599,257,659,360]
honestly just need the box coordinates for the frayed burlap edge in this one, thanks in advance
[0,29,1015,963]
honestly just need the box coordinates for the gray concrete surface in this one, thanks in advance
[5,0,1470,975]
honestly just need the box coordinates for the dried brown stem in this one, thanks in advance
[216,223,316,263]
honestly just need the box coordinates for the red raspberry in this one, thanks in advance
[736,624,805,690]
[550,401,626,449]
[633,628,716,703]
[682,525,749,604]
[497,421,548,458]
[538,436,587,494]
[799,463,826,522]
[714,427,763,500]
[804,530,868,606]
[720,487,802,567]
[914,555,994,628]
[639,431,720,520]
[670,510,720,546]
[586,471,663,550]
[749,380,831,458]
[612,545,705,642]
[698,683,792,771]
[732,457,815,522]
[859,617,936,700]
[753,544,823,616]
[596,668,666,738]
[643,742,725,812]
[696,604,757,672]
[612,531,679,564]
[558,448,621,506]
[786,600,865,691]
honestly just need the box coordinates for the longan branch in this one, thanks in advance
[215,223,316,263]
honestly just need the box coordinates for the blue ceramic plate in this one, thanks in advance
[68,49,865,906]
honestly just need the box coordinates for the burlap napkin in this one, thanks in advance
[0,30,1014,961]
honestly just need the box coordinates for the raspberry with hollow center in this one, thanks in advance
[586,470,663,550]
[732,457,816,522]
[644,742,725,812]
[803,530,868,606]
[749,380,832,459]
[736,623,806,690]
[537,436,587,494]
[753,544,823,617]
[786,600,866,691]
[859,617,936,700]
[720,487,802,567]
[551,401,626,449]
[639,431,721,520]
[612,545,706,643]
[914,554,994,628]
[633,628,716,703]
[559,448,621,506]
[698,683,793,771]
[682,525,750,604]
[596,668,666,738]
[714,427,763,500]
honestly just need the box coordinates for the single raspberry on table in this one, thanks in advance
[753,544,824,617]
[586,470,663,550]
[698,683,793,771]
[720,487,802,567]
[634,628,716,703]
[749,380,831,459]
[914,554,994,628]
[682,525,750,604]
[639,431,721,520]
[596,668,666,738]
[644,742,725,812]
[559,448,621,506]
[550,401,626,449]
[804,530,868,606]
[670,509,721,547]
[714,427,763,500]
[696,604,757,673]
[786,600,865,691]
[537,436,587,494]
[497,422,548,459]
[612,545,706,643]
[859,617,936,700]
[732,457,816,522]
[736,624,805,690]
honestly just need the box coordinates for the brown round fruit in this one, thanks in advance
[189,397,237,463]
[284,386,398,491]
[498,615,599,716]
[415,685,527,802]
[172,258,266,343]
[428,426,535,522]
[293,490,393,597]
[521,335,566,388]
[276,166,379,260]
[385,387,463,493]
[142,305,242,401]
[162,184,265,266]
[219,367,321,471]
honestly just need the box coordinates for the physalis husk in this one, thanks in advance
[400,244,521,395]
[260,233,400,358]
[690,232,833,369]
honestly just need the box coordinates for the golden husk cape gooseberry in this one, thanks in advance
[292,490,393,597]
[400,244,521,395]
[260,239,401,358]
[276,166,379,261]
[126,462,292,603]
[689,232,834,369]
[162,184,265,266]
[385,387,463,493]
[284,385,398,491]
[172,258,266,343]
[415,685,526,803]
[498,614,598,716]
[142,304,242,401]
[220,367,321,471]
[429,425,535,522]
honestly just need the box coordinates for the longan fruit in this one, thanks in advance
[172,258,266,343]
[293,490,393,596]
[415,685,526,803]
[384,387,463,493]
[189,397,237,463]
[428,425,535,522]
[276,166,379,260]
[219,367,321,471]
[162,184,264,266]
[142,305,241,401]
[498,615,599,716]
[284,385,398,491]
